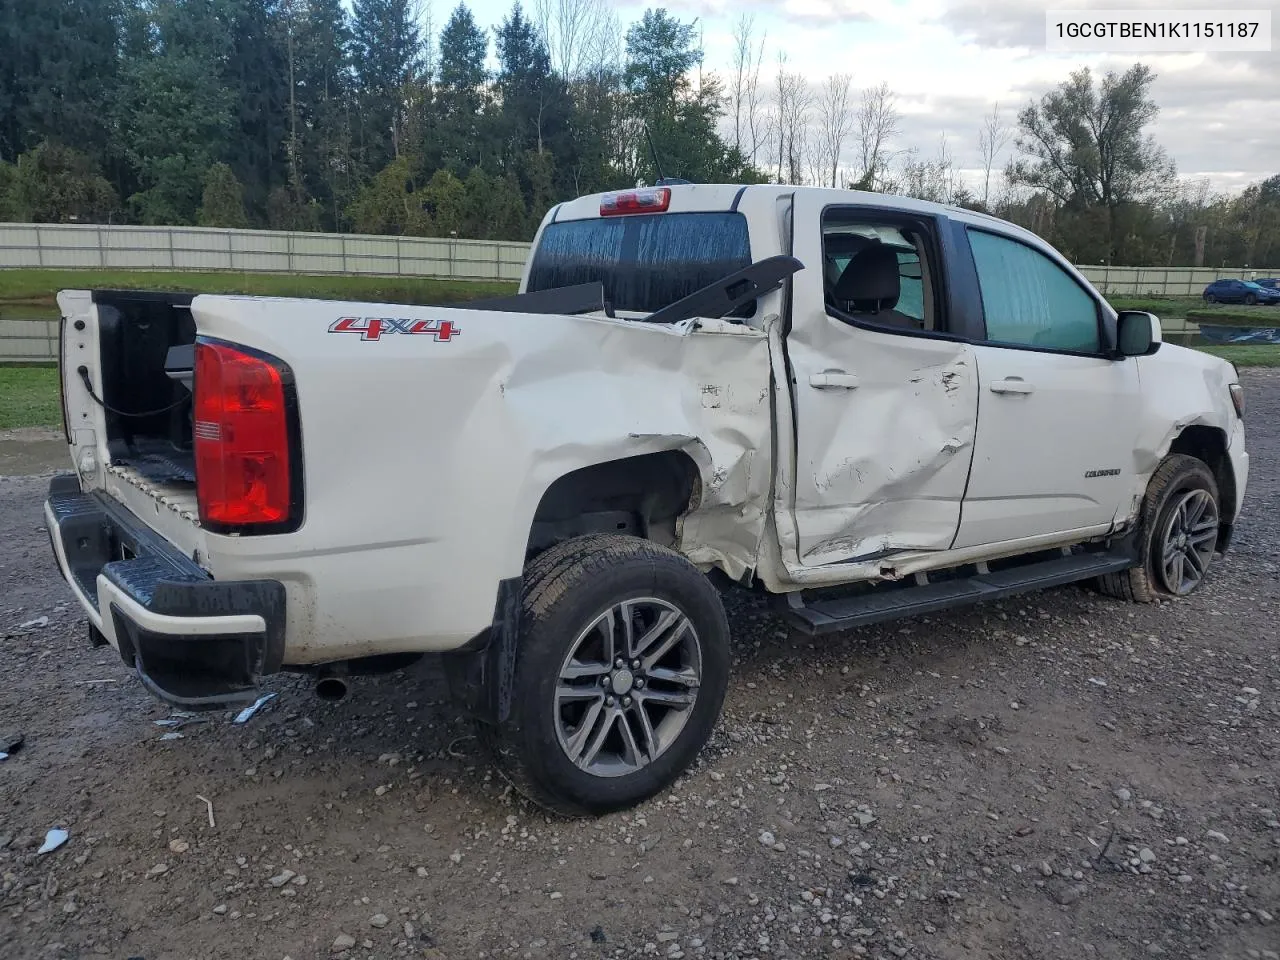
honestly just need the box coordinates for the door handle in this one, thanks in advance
[809,371,860,390]
[990,377,1034,395]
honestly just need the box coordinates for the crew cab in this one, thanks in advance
[45,184,1248,815]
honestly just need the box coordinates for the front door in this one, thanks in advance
[785,194,979,567]
[954,227,1144,549]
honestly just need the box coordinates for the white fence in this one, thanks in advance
[0,318,58,362]
[2,222,1278,293]
[2,222,1278,365]
[1074,264,1279,296]
[0,222,531,282]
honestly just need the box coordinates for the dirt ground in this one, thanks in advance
[2,373,1277,960]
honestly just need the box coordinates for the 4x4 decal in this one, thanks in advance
[328,316,460,342]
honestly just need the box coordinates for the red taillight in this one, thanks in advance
[194,340,293,529]
[600,187,671,216]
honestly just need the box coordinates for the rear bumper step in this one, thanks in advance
[781,550,1137,636]
[44,474,286,709]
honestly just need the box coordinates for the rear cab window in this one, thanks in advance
[526,212,752,317]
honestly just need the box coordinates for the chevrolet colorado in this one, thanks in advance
[45,184,1248,815]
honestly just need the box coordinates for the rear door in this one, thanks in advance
[784,193,980,567]
[953,226,1144,549]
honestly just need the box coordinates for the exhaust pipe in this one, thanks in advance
[314,676,349,702]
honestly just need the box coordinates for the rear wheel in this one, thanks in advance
[1204,293,1217,303]
[1097,454,1220,602]
[481,535,730,817]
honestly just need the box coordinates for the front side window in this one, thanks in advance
[821,213,938,332]
[967,229,1100,353]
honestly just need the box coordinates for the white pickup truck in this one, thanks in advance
[46,184,1248,815]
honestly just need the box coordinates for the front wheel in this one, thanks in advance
[1244,293,1258,305]
[1204,293,1217,303]
[481,535,730,817]
[1097,454,1220,602]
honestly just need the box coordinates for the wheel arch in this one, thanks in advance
[525,450,704,560]
[1166,424,1237,543]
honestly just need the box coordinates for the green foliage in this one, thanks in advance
[351,0,422,173]
[620,9,757,185]
[198,163,250,228]
[1186,307,1280,327]
[7,141,117,222]
[0,162,16,220]
[1196,345,1280,367]
[425,169,466,236]
[346,156,431,235]
[1106,297,1189,314]
[1006,65,1175,263]
[0,366,61,430]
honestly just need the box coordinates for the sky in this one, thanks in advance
[431,0,1279,194]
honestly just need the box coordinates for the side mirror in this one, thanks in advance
[1116,310,1162,357]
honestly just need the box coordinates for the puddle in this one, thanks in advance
[0,429,68,476]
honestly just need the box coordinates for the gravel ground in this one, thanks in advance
[2,372,1278,960]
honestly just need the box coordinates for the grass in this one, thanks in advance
[1195,345,1280,367]
[1107,296,1198,315]
[0,269,518,320]
[1185,306,1280,327]
[0,365,60,429]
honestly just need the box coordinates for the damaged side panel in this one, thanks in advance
[189,297,772,662]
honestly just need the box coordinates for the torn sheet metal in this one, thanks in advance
[191,295,775,663]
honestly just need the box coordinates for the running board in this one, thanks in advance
[782,552,1136,636]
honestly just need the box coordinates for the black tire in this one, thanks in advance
[1244,293,1257,305]
[1204,293,1216,303]
[481,534,730,817]
[1096,454,1220,603]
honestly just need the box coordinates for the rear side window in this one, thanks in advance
[527,212,751,315]
[967,228,1101,353]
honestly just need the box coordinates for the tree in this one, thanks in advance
[854,81,899,190]
[0,162,16,220]
[8,141,117,222]
[424,168,465,234]
[496,3,571,161]
[729,14,768,164]
[533,0,611,80]
[816,74,854,189]
[198,162,250,227]
[977,102,1011,208]
[621,9,756,185]
[1007,64,1176,263]
[115,0,237,225]
[351,0,423,170]
[0,0,122,165]
[771,57,812,185]
[435,4,491,172]
[292,0,354,229]
[224,0,291,216]
[345,155,431,234]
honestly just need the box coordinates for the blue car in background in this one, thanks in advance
[1255,278,1279,291]
[1202,278,1280,305]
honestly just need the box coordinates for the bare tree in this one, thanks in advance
[893,135,964,204]
[730,15,768,162]
[744,32,767,163]
[816,73,854,188]
[855,81,900,190]
[977,102,1011,207]
[534,0,610,80]
[772,55,813,184]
